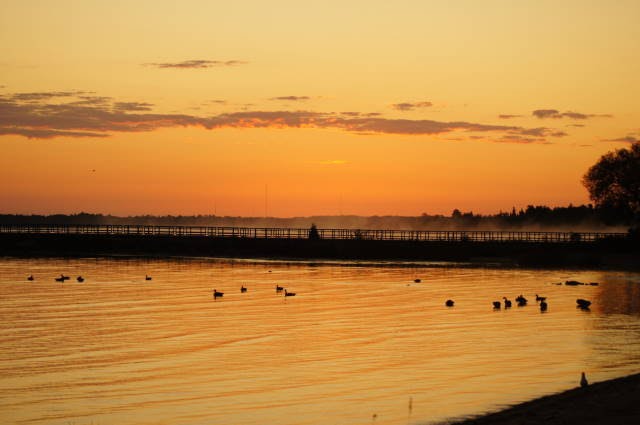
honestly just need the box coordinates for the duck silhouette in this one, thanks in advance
[213,289,224,299]
[241,286,247,293]
[540,300,548,312]
[145,275,152,281]
[576,299,591,310]
[275,284,284,292]
[27,275,34,281]
[445,299,454,307]
[284,289,296,297]
[76,276,84,283]
[503,297,512,308]
[493,301,501,309]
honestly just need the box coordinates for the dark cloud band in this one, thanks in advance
[0,91,557,143]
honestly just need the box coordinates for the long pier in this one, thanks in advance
[0,224,626,243]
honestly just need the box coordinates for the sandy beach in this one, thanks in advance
[450,372,640,425]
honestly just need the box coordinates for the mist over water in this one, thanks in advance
[1,257,639,425]
[2,212,629,232]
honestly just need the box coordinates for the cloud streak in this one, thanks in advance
[269,96,311,101]
[0,91,556,143]
[532,109,612,119]
[391,101,433,111]
[144,60,247,69]
[603,135,639,143]
[113,102,154,111]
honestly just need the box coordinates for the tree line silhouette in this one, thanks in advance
[0,204,628,230]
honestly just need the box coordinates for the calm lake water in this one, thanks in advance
[1,257,639,425]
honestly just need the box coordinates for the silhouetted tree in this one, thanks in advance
[583,142,640,223]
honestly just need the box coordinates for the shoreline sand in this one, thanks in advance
[447,372,640,425]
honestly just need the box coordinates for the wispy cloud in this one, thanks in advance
[391,101,432,111]
[269,96,311,101]
[603,135,639,143]
[0,90,556,143]
[0,127,109,138]
[532,109,612,119]
[339,111,381,117]
[113,102,154,111]
[498,114,522,119]
[70,96,112,106]
[495,135,548,144]
[10,91,89,101]
[144,60,247,69]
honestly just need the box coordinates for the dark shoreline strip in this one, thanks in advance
[1,233,638,269]
[447,372,640,425]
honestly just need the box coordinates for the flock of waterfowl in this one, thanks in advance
[442,279,596,312]
[212,284,297,299]
[25,273,298,301]
[25,274,593,310]
[26,274,152,283]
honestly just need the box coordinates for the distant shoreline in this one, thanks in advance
[447,372,640,425]
[1,233,638,270]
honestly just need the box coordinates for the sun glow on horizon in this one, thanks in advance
[1,0,639,216]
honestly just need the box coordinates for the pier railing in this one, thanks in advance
[0,224,626,243]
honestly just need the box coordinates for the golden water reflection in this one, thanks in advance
[0,258,639,425]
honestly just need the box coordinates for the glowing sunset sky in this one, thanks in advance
[1,0,639,216]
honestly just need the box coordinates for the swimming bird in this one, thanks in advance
[76,276,84,283]
[275,284,284,292]
[516,294,528,306]
[493,301,501,309]
[213,289,224,299]
[241,285,247,293]
[284,289,296,297]
[445,299,454,307]
[535,294,546,302]
[27,275,34,281]
[576,298,591,309]
[540,300,548,312]
[55,274,68,282]
[503,297,512,308]
[414,278,421,283]
[580,372,588,387]
[145,275,152,281]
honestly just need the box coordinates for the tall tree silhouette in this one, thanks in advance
[583,142,640,222]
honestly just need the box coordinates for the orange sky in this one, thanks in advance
[1,0,639,216]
